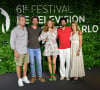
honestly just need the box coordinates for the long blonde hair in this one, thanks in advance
[43,19,55,32]
[71,22,80,31]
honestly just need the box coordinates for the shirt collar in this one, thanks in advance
[17,25,26,30]
[60,27,66,31]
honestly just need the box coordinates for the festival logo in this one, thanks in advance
[0,8,10,33]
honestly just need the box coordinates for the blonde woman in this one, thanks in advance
[70,22,85,80]
[38,19,59,81]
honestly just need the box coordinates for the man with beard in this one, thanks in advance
[27,16,45,83]
[57,17,72,80]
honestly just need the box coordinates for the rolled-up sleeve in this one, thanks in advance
[10,30,17,50]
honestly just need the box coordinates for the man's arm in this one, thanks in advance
[10,29,19,58]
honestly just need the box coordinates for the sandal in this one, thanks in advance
[52,74,56,81]
[49,73,53,81]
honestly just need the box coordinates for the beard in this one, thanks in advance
[62,25,66,27]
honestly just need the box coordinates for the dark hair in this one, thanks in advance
[31,16,39,22]
[59,17,67,24]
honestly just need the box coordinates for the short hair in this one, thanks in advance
[59,17,67,24]
[31,16,39,22]
[17,14,25,20]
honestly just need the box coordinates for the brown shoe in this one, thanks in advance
[31,77,36,83]
[39,77,45,83]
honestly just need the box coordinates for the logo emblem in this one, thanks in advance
[0,8,10,33]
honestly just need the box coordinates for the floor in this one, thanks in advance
[0,68,100,90]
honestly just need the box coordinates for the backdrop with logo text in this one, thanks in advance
[0,0,100,74]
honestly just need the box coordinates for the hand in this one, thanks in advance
[77,50,80,56]
[46,37,48,42]
[14,51,19,58]
[38,38,40,42]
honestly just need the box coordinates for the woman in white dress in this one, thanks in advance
[70,22,85,80]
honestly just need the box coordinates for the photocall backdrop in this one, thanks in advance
[0,0,100,74]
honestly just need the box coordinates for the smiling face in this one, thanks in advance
[18,17,26,27]
[72,23,77,31]
[47,20,53,29]
[32,18,38,26]
[71,22,79,32]
[61,20,66,27]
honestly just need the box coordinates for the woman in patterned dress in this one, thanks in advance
[70,22,85,80]
[38,19,59,81]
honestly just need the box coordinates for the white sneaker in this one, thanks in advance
[66,77,70,80]
[60,77,65,80]
[18,78,24,87]
[22,76,30,84]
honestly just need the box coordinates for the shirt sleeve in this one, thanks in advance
[38,31,47,44]
[10,29,17,50]
[26,26,30,41]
